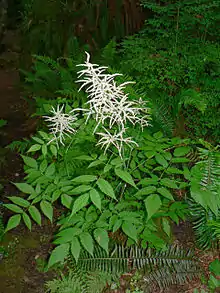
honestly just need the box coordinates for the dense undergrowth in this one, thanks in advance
[0,0,220,292]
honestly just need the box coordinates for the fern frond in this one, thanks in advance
[6,139,31,154]
[188,200,220,249]
[196,151,220,190]
[45,268,113,293]
[143,263,199,292]
[208,220,220,240]
[72,244,199,277]
[33,55,61,72]
[150,99,174,136]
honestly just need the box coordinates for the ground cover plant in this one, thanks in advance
[3,52,220,292]
[0,0,219,292]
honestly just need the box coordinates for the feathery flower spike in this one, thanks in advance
[44,104,78,145]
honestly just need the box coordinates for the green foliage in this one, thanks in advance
[7,139,31,154]
[22,53,86,106]
[46,244,200,293]
[5,127,197,263]
[20,0,133,58]
[0,120,7,128]
[194,259,220,293]
[96,0,220,141]
[141,0,220,42]
[188,200,219,250]
[187,146,220,249]
[46,269,113,293]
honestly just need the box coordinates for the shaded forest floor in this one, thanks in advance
[0,29,219,293]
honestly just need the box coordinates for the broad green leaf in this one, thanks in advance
[79,232,94,256]
[48,243,70,268]
[172,157,189,163]
[115,168,136,188]
[94,228,109,253]
[166,167,183,174]
[183,167,191,180]
[22,212,32,230]
[45,163,55,177]
[52,190,62,202]
[39,131,48,139]
[97,178,116,199]
[90,189,101,211]
[5,214,21,232]
[61,194,73,209]
[145,194,162,221]
[190,184,207,209]
[145,150,156,158]
[27,144,41,153]
[209,259,220,276]
[32,136,44,144]
[153,131,163,139]
[57,227,81,239]
[74,155,93,161]
[36,184,41,195]
[70,185,92,195]
[40,160,48,173]
[50,145,57,157]
[160,178,178,189]
[174,146,191,157]
[70,193,89,216]
[157,187,174,200]
[111,157,124,166]
[138,178,158,186]
[103,164,112,173]
[14,183,35,194]
[122,222,137,242]
[72,175,97,183]
[134,186,157,198]
[22,155,38,169]
[28,206,41,225]
[71,237,81,263]
[155,154,168,168]
[168,211,180,224]
[61,186,73,192]
[163,152,172,161]
[113,218,122,232]
[88,160,103,168]
[8,196,30,208]
[42,144,47,157]
[40,201,53,222]
[4,204,23,213]
[162,218,170,236]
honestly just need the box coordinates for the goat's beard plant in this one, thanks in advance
[44,52,151,158]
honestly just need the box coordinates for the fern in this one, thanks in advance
[188,200,220,249]
[46,244,200,293]
[7,139,31,154]
[45,268,113,293]
[70,244,200,283]
[143,264,199,292]
[190,150,220,215]
[208,221,220,241]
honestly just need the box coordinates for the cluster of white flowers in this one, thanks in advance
[76,52,150,133]
[44,52,150,157]
[44,104,78,145]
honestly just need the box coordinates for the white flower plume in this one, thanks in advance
[44,104,78,145]
[43,53,151,156]
[76,52,150,132]
[76,52,151,155]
